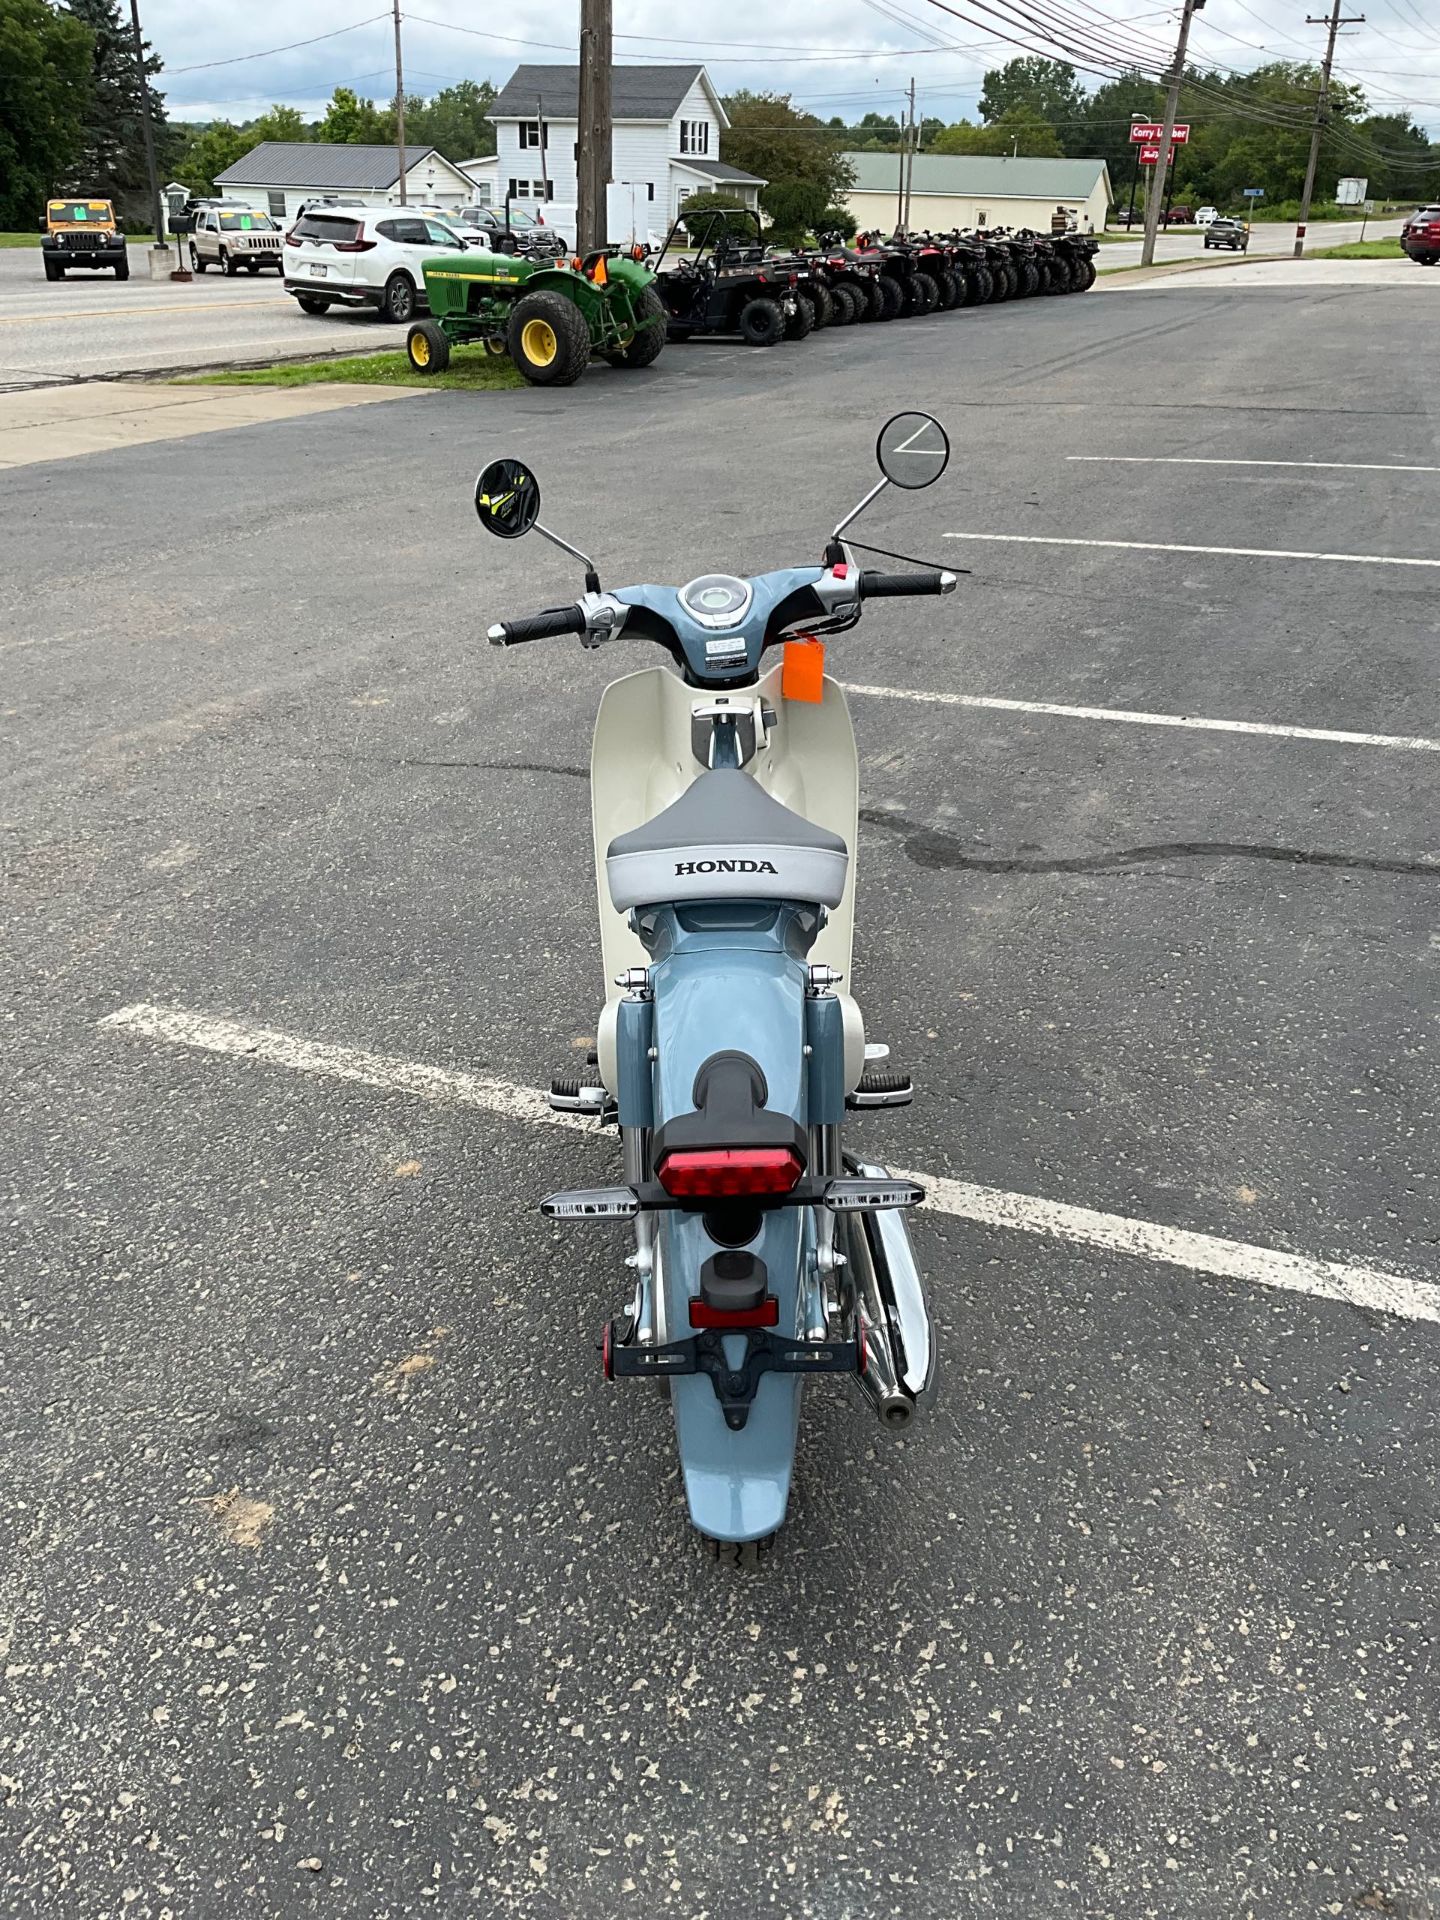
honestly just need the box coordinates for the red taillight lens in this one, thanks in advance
[284,231,300,247]
[689,1297,779,1329]
[656,1147,803,1199]
[333,238,377,252]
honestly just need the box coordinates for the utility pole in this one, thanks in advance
[126,0,168,271]
[577,0,612,254]
[895,106,907,234]
[1140,0,1203,269]
[1294,0,1364,258]
[904,77,917,232]
[536,93,549,206]
[393,0,407,205]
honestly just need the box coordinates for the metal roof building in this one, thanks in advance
[843,151,1113,235]
[213,143,476,218]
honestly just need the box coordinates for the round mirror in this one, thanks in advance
[875,412,950,490]
[475,458,541,539]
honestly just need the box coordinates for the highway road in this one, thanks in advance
[1096,213,1406,270]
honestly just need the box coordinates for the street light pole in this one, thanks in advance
[126,0,168,271]
[1140,0,1202,269]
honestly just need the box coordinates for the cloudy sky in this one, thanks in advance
[145,0,1440,136]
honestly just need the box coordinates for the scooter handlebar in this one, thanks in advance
[859,569,958,599]
[488,605,589,646]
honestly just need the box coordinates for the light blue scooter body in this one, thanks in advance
[637,904,823,1542]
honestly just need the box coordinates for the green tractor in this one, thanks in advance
[406,245,666,387]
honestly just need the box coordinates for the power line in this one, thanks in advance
[169,14,390,76]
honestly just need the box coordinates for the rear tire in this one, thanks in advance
[738,296,784,345]
[875,274,904,319]
[114,257,129,281]
[808,282,834,328]
[966,267,989,305]
[379,272,417,323]
[932,267,959,309]
[43,256,61,282]
[1075,257,1097,292]
[189,244,206,274]
[508,288,591,384]
[830,283,858,326]
[605,284,666,367]
[405,318,450,374]
[783,294,814,340]
[295,294,330,315]
[861,278,884,320]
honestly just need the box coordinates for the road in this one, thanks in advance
[1098,213,1405,269]
[0,245,396,389]
[2,276,1437,1919]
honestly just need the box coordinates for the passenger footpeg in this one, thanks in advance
[604,1323,860,1430]
[548,1063,613,1117]
[847,1068,912,1110]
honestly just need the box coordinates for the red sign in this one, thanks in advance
[1131,121,1189,145]
[1171,123,1190,143]
[1139,146,1178,165]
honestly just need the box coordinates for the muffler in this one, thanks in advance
[840,1160,935,1429]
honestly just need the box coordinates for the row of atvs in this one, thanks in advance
[655,217,1101,347]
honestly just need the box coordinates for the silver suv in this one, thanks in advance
[190,207,284,276]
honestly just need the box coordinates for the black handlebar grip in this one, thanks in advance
[858,569,957,598]
[487,605,589,646]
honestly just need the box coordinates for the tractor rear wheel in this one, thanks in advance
[738,297,784,345]
[508,290,591,386]
[605,285,666,368]
[783,295,814,340]
[406,320,450,374]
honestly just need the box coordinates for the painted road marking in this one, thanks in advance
[841,682,1440,755]
[943,532,1440,569]
[1067,456,1440,475]
[101,1002,1440,1329]
[0,298,289,327]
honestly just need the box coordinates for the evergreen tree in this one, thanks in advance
[61,0,166,204]
[0,0,93,227]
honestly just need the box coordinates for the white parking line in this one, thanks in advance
[943,532,1440,568]
[1067,456,1440,475]
[101,1002,1440,1329]
[841,682,1440,755]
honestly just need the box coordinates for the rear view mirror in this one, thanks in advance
[475,458,541,539]
[876,412,950,489]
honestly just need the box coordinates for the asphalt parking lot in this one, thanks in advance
[2,275,1437,1918]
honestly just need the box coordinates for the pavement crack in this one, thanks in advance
[860,808,1439,880]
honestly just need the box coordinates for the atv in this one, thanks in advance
[652,208,802,346]
[1051,230,1099,292]
[852,233,933,318]
[801,234,886,324]
[406,243,666,387]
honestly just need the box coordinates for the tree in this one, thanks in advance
[720,92,855,235]
[410,80,497,159]
[251,103,308,144]
[0,0,92,228]
[170,121,252,197]
[676,190,746,238]
[933,108,1063,159]
[316,86,388,145]
[60,0,167,209]
[1068,69,1164,182]
[979,58,1084,130]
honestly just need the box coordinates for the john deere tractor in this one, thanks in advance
[406,244,665,387]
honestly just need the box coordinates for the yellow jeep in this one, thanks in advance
[42,199,129,281]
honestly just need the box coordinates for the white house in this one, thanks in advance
[470,64,765,243]
[212,143,476,223]
[842,152,1113,238]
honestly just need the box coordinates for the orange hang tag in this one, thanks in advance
[782,636,825,704]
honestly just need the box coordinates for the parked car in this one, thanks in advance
[282,209,469,321]
[189,207,284,275]
[451,205,568,258]
[1203,217,1249,252]
[1195,206,1219,227]
[41,197,128,280]
[1109,207,1140,228]
[1401,206,1440,265]
[1165,206,1194,226]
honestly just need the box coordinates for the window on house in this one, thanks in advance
[647,182,654,201]
[476,182,493,205]
[506,179,552,202]
[267,192,286,220]
[518,120,549,150]
[679,120,709,156]
[977,210,987,226]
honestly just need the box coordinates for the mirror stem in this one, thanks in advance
[534,520,600,590]
[831,475,890,542]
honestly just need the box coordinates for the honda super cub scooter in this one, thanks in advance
[476,415,957,1558]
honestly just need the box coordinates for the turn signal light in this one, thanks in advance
[656,1147,803,1199]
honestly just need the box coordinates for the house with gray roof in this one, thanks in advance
[843,151,1113,238]
[213,143,476,224]
[468,63,765,245]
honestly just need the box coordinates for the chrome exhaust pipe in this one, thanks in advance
[839,1208,916,1429]
[853,1160,935,1406]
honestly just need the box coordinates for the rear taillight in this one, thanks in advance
[284,232,300,246]
[656,1147,803,1200]
[334,237,377,252]
[689,1297,779,1329]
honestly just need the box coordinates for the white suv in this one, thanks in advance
[283,209,474,323]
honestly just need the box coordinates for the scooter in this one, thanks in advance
[475,415,958,1558]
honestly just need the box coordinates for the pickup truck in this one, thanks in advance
[41,198,128,280]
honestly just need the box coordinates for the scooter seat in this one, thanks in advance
[606,770,849,912]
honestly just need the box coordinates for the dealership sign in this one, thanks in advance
[1130,122,1190,144]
